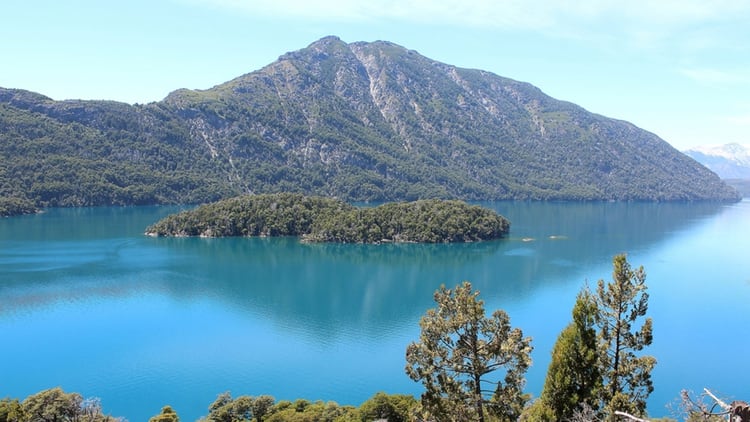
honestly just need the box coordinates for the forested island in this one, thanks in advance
[144,193,510,243]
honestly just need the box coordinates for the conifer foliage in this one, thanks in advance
[405,282,533,422]
[596,254,656,419]
[524,254,655,421]
[525,287,602,421]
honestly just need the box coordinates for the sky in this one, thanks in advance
[1,0,749,150]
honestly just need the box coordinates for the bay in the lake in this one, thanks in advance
[1,200,748,421]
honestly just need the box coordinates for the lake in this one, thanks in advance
[1,200,748,421]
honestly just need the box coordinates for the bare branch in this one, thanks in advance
[704,388,731,411]
[613,410,649,421]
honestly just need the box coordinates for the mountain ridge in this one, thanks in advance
[0,36,740,211]
[684,143,750,197]
[684,143,750,179]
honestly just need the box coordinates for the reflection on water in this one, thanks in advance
[0,201,743,422]
[2,201,727,334]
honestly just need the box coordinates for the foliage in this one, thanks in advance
[0,35,740,216]
[263,400,358,422]
[529,255,656,420]
[405,282,533,422]
[145,193,352,237]
[0,398,23,422]
[203,392,253,421]
[595,254,656,419]
[357,392,417,422]
[149,405,180,422]
[0,387,122,422]
[525,287,602,421]
[0,197,37,217]
[145,193,510,243]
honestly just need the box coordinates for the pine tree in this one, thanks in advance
[531,287,603,421]
[596,254,656,419]
[405,282,533,422]
[149,405,180,422]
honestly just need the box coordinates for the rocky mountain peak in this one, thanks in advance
[0,37,741,208]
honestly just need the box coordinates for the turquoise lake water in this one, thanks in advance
[1,201,748,421]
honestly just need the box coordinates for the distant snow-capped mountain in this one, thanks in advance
[684,143,750,179]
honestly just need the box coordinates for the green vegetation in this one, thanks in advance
[402,255,656,421]
[523,288,601,421]
[522,254,656,421]
[405,282,532,422]
[0,387,120,422]
[0,197,37,217]
[0,93,237,214]
[0,36,740,217]
[144,193,510,243]
[150,406,180,422]
[2,389,418,422]
[596,254,655,419]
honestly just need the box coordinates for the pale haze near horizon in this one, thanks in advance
[1,0,748,151]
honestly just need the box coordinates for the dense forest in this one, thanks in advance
[0,37,740,217]
[145,193,510,243]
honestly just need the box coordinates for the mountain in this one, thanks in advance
[0,36,740,211]
[683,143,750,179]
[684,143,750,197]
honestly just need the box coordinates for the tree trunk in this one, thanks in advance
[474,371,484,422]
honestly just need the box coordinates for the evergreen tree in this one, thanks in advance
[527,287,602,421]
[205,392,253,422]
[405,282,532,422]
[358,392,417,422]
[596,254,656,419]
[0,398,23,422]
[149,405,180,422]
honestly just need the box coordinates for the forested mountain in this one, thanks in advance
[0,36,740,213]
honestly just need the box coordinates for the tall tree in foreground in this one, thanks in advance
[405,282,533,422]
[524,287,602,421]
[596,254,656,419]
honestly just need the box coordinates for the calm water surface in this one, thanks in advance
[1,201,748,421]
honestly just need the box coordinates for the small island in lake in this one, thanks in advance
[145,193,510,243]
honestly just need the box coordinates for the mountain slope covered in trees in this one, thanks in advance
[0,36,740,213]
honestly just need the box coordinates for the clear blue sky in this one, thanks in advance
[1,0,748,150]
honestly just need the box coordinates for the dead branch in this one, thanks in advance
[704,388,731,412]
[613,411,649,422]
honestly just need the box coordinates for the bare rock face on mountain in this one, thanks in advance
[0,36,740,209]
